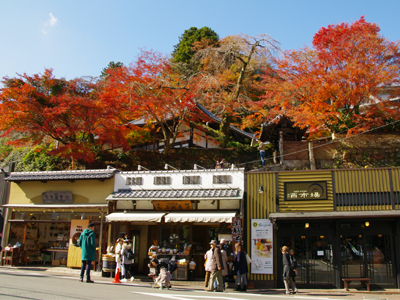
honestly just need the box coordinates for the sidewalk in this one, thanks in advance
[1,265,400,296]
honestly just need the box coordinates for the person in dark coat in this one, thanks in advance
[78,223,96,283]
[282,246,292,294]
[289,249,298,294]
[207,240,224,292]
[233,243,248,292]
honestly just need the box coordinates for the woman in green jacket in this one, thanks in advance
[78,223,96,283]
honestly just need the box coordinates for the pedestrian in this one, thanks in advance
[148,258,159,283]
[289,249,298,294]
[258,140,266,167]
[233,243,248,292]
[168,257,178,288]
[120,237,134,282]
[214,239,228,290]
[282,246,293,294]
[149,258,171,290]
[204,245,213,290]
[78,222,96,283]
[207,240,224,292]
[115,238,124,278]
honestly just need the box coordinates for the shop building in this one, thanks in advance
[105,167,244,279]
[1,169,116,268]
[246,167,400,289]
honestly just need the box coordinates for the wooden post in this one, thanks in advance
[279,131,284,165]
[308,142,316,170]
[97,209,104,271]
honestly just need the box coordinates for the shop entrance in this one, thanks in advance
[340,233,396,286]
[280,234,335,287]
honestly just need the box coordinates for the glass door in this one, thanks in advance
[280,235,334,287]
[340,234,396,286]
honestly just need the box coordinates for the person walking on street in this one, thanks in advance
[289,249,298,294]
[233,243,248,292]
[115,238,124,278]
[207,240,224,292]
[282,246,293,294]
[214,239,228,290]
[78,223,96,283]
[204,246,213,290]
[120,238,134,282]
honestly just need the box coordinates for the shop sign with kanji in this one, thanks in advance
[153,200,193,210]
[284,181,328,200]
[42,191,73,204]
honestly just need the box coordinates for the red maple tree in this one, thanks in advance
[258,17,400,138]
[103,50,197,154]
[0,69,130,162]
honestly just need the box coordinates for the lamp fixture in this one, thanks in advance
[305,223,310,228]
[259,185,264,194]
[138,165,149,171]
[211,200,216,205]
[365,221,370,227]
[164,164,178,170]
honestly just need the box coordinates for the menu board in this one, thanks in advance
[251,219,273,274]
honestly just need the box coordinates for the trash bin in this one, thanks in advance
[102,255,115,277]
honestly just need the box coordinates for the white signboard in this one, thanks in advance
[251,219,273,274]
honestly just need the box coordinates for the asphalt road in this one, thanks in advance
[0,268,398,300]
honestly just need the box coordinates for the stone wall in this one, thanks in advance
[272,133,400,170]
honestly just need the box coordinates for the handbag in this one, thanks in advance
[245,253,252,264]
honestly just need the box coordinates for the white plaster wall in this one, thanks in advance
[114,169,245,192]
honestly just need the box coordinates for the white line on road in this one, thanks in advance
[198,291,335,300]
[133,291,248,300]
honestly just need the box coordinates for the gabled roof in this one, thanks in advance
[195,103,256,140]
[259,115,307,142]
[5,169,116,182]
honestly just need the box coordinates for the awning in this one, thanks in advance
[164,211,236,223]
[269,210,400,221]
[106,212,165,222]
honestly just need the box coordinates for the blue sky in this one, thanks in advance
[1,0,399,81]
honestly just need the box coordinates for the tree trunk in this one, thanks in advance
[219,113,232,147]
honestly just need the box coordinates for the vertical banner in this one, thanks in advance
[251,219,273,274]
[231,217,242,252]
[67,219,89,268]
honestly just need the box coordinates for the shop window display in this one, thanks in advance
[5,212,102,266]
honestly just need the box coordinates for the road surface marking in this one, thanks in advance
[133,291,248,300]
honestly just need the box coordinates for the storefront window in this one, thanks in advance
[160,224,189,251]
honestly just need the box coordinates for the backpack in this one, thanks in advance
[125,248,134,260]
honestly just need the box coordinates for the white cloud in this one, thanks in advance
[42,12,59,34]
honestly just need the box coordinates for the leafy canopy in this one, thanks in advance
[172,26,219,64]
[260,16,400,138]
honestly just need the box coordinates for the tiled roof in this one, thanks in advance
[5,170,115,182]
[195,103,256,140]
[108,188,240,200]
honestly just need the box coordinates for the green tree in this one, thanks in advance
[100,61,124,78]
[172,27,219,64]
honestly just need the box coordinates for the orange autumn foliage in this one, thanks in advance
[258,17,400,138]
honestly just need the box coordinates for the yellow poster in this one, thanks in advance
[67,219,89,268]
